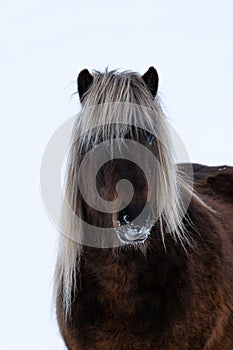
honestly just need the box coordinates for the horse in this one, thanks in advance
[54,67,233,350]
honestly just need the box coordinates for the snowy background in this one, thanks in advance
[1,1,232,349]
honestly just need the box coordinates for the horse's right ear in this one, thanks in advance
[77,69,94,101]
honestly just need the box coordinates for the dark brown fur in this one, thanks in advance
[57,164,233,350]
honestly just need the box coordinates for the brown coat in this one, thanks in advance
[57,164,233,350]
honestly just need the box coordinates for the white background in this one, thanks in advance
[1,1,232,349]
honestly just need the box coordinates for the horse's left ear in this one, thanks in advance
[142,67,159,97]
[77,69,94,101]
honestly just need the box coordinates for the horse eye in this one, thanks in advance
[90,135,101,146]
[147,134,155,145]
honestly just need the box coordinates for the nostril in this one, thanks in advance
[117,210,131,225]
[117,203,145,226]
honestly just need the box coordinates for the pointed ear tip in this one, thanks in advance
[78,68,90,79]
[142,66,159,79]
[81,68,90,74]
[149,66,158,76]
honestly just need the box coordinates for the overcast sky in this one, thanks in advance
[1,1,232,349]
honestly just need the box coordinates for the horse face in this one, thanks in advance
[80,127,156,244]
[97,158,148,225]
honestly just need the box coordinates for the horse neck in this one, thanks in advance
[78,230,189,317]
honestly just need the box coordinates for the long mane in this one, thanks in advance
[54,69,205,318]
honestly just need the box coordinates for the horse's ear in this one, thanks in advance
[142,66,159,97]
[77,69,94,100]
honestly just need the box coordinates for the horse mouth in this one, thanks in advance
[115,219,151,244]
